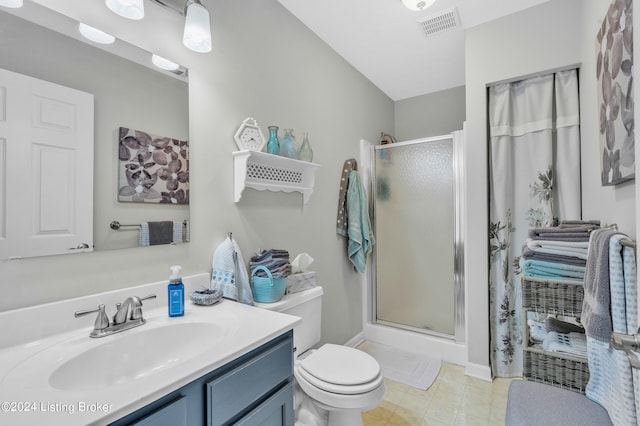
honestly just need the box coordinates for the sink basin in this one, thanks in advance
[48,322,223,391]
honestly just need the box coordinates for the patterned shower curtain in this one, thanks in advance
[488,69,582,377]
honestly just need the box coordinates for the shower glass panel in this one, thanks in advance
[373,137,456,337]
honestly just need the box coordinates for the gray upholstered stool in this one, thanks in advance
[505,380,613,425]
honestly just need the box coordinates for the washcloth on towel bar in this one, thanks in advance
[139,221,184,246]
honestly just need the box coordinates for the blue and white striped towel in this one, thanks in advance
[585,234,637,426]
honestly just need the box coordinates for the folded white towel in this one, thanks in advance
[526,239,589,260]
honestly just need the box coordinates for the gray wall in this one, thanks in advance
[464,0,637,375]
[1,0,394,348]
[394,86,465,141]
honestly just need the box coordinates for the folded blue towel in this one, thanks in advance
[521,259,585,274]
[521,258,585,280]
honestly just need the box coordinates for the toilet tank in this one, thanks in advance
[255,286,323,355]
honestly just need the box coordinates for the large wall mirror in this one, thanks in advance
[0,2,189,260]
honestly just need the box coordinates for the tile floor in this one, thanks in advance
[362,362,514,425]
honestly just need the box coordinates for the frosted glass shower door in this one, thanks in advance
[373,137,456,336]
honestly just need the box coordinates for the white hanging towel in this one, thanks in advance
[211,235,253,305]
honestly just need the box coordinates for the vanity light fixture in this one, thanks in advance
[0,0,23,8]
[106,0,212,53]
[182,0,212,53]
[78,23,116,45]
[151,53,180,71]
[105,0,145,20]
[402,0,436,11]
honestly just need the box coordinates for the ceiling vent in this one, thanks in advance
[418,7,460,37]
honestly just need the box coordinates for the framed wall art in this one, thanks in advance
[596,0,634,186]
[118,127,189,204]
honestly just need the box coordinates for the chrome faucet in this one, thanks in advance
[75,294,157,338]
[114,296,145,325]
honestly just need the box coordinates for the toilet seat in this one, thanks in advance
[296,344,383,395]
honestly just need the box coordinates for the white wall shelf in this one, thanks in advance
[233,150,320,203]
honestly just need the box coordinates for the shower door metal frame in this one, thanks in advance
[369,134,465,344]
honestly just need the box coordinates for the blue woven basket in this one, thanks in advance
[251,265,286,303]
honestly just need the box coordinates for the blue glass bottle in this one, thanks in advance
[279,128,298,159]
[266,126,280,155]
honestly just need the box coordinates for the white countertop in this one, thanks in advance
[0,273,300,425]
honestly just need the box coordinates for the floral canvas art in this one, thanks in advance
[118,127,189,204]
[596,0,634,186]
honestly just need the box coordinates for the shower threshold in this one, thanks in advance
[376,319,456,341]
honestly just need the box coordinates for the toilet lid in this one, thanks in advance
[298,344,381,386]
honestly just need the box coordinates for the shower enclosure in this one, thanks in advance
[365,133,465,360]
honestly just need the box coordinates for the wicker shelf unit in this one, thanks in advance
[521,275,589,394]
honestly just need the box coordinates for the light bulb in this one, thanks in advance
[402,0,436,11]
[0,0,23,8]
[105,0,144,20]
[152,54,180,71]
[79,23,116,45]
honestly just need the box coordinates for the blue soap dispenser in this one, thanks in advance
[168,265,184,317]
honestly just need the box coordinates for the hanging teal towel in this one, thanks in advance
[346,170,374,273]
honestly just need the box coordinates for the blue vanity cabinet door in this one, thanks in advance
[206,337,293,425]
[108,331,293,426]
[128,396,187,426]
[235,382,293,426]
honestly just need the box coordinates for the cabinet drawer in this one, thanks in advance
[236,383,293,426]
[207,338,293,425]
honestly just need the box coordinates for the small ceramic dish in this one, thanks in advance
[190,289,223,306]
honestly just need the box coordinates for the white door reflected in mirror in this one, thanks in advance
[0,68,94,259]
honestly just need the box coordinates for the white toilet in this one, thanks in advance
[255,286,385,426]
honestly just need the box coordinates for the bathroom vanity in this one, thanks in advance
[110,331,294,425]
[0,273,299,426]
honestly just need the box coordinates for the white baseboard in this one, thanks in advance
[344,332,365,348]
[465,362,492,382]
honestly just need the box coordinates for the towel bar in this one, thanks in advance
[110,220,188,230]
